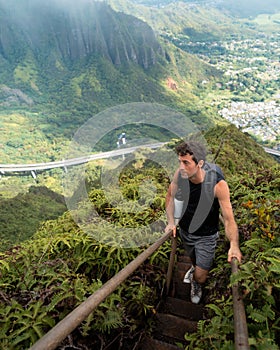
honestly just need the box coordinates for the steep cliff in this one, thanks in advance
[0,0,222,143]
[0,0,164,68]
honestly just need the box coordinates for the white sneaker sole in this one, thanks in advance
[183,266,194,283]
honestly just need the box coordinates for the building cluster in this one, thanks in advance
[218,100,280,143]
[164,27,280,147]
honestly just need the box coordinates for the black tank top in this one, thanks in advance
[177,163,224,236]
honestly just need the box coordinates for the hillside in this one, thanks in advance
[0,186,67,251]
[0,0,225,170]
[110,0,280,46]
[124,0,280,19]
[1,124,278,250]
[0,0,166,111]
[0,124,279,349]
[0,0,165,71]
[109,0,256,38]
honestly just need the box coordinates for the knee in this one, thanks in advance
[194,270,208,284]
[195,275,207,284]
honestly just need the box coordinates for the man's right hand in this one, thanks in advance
[165,224,177,237]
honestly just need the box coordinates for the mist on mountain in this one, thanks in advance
[0,0,164,66]
[128,0,280,17]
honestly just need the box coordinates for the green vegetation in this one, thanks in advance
[1,1,280,348]
[0,125,279,348]
[3,0,280,167]
[0,186,67,251]
[0,0,227,169]
[0,155,171,348]
[0,48,221,164]
[0,214,169,348]
[110,0,254,38]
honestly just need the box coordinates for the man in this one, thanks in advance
[165,141,242,304]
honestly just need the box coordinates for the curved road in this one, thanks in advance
[0,143,166,173]
[263,147,280,157]
[0,144,278,175]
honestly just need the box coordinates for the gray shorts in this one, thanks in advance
[180,230,219,270]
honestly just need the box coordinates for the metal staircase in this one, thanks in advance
[139,254,205,349]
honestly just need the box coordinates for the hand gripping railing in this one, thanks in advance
[231,258,250,350]
[29,230,173,350]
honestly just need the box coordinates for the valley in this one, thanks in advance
[0,0,279,198]
[1,0,279,170]
[162,29,280,147]
[0,2,279,349]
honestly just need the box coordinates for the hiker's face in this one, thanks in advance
[178,154,199,179]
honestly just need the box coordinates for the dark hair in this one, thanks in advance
[175,141,207,164]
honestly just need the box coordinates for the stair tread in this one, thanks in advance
[176,261,192,272]
[139,336,182,350]
[154,313,197,340]
[161,297,205,320]
[178,255,192,263]
[172,275,191,299]
[138,253,204,349]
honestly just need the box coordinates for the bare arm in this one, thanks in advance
[215,180,242,263]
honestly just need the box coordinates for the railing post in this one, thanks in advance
[231,258,250,350]
[166,235,177,294]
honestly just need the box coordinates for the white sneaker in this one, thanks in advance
[191,278,202,304]
[183,265,195,283]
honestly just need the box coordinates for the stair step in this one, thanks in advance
[175,266,192,282]
[154,313,197,341]
[139,336,182,350]
[178,255,192,264]
[176,259,192,268]
[162,297,205,321]
[138,253,204,350]
[172,275,191,300]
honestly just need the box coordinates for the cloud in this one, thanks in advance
[0,0,105,29]
[0,0,104,16]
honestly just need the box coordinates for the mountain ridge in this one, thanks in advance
[0,0,223,159]
[109,0,280,41]
[0,1,164,74]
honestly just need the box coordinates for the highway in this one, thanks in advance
[0,144,278,175]
[263,147,280,157]
[0,142,166,174]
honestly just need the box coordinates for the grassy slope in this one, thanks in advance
[0,124,278,348]
[0,186,67,251]
[204,124,278,177]
[110,0,256,37]
[1,124,278,251]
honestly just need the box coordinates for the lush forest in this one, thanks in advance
[0,0,280,348]
[0,125,279,349]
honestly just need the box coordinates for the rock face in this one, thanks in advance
[0,0,164,69]
[0,85,33,106]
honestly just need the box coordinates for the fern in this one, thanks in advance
[98,309,124,334]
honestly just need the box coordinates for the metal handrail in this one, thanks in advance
[231,258,250,350]
[29,230,173,350]
[221,211,249,349]
[29,226,249,350]
[165,235,177,294]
